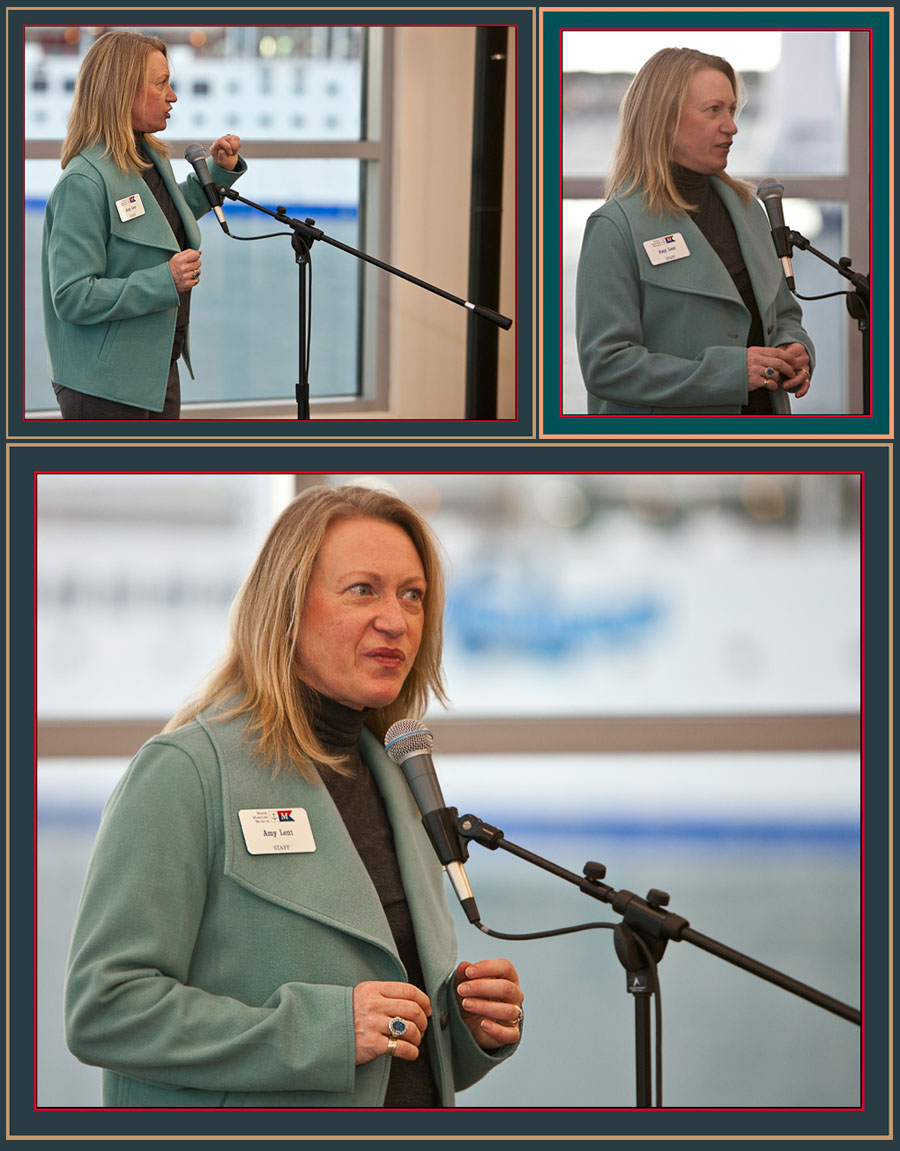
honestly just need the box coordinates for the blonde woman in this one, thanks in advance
[65,484,523,1108]
[576,47,814,415]
[42,30,245,420]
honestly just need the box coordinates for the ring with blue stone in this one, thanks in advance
[388,1017,408,1039]
[764,367,776,379]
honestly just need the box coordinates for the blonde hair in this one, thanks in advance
[165,484,449,778]
[61,30,170,173]
[606,47,753,215]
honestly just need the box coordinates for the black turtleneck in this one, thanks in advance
[311,694,441,1108]
[136,137,190,364]
[671,164,772,413]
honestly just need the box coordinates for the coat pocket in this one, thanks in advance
[97,320,121,363]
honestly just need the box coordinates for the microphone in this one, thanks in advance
[756,179,794,290]
[184,144,229,234]
[384,719,481,924]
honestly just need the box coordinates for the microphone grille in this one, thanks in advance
[384,718,434,762]
[184,143,208,161]
[756,179,784,200]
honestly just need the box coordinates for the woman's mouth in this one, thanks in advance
[366,648,406,668]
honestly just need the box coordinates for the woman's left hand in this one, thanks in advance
[209,135,242,171]
[455,958,524,1050]
[776,343,812,397]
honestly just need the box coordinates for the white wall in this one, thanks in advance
[386,26,517,420]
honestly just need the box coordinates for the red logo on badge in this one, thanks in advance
[277,810,294,821]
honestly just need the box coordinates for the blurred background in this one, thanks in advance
[560,30,871,415]
[22,23,517,421]
[36,472,861,1108]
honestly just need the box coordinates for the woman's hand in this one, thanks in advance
[776,342,812,397]
[455,958,524,1050]
[352,981,432,1065]
[168,248,202,293]
[209,134,242,171]
[746,345,803,393]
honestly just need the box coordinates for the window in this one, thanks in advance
[37,472,860,725]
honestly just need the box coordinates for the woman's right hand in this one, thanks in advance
[746,345,800,392]
[352,981,432,1065]
[169,248,202,293]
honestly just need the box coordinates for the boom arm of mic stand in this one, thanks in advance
[457,813,861,1027]
[218,186,512,329]
[789,230,870,302]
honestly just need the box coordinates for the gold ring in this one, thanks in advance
[386,1038,398,1057]
[513,1006,524,1025]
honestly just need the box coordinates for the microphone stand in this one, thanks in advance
[788,229,871,411]
[456,813,861,1108]
[217,186,512,421]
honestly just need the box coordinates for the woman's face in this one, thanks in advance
[295,517,427,711]
[131,49,176,134]
[671,67,738,174]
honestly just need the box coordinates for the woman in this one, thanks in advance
[64,484,524,1108]
[42,30,246,420]
[576,47,815,415]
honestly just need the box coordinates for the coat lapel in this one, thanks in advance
[621,192,742,304]
[620,179,781,318]
[150,147,203,250]
[201,713,400,961]
[82,144,200,252]
[714,180,784,319]
[362,728,459,990]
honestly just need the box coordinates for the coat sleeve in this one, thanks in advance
[575,212,750,410]
[445,983,520,1092]
[45,171,180,327]
[64,740,358,1095]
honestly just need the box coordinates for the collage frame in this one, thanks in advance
[6,3,894,1146]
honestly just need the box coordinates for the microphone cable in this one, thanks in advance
[474,914,665,1107]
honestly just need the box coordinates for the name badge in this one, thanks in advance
[238,808,317,854]
[643,232,690,265]
[115,193,146,222]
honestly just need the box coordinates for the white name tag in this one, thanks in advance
[115,193,146,222]
[643,232,690,265]
[238,808,317,854]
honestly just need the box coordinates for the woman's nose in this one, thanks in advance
[374,598,406,634]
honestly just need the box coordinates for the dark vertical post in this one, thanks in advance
[465,26,508,419]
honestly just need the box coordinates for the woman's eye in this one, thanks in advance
[402,588,424,603]
[349,583,373,596]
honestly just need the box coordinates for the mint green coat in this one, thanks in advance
[64,711,514,1107]
[576,179,815,415]
[42,145,246,412]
